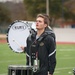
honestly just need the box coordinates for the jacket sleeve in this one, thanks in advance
[23,36,30,53]
[23,47,26,53]
[46,35,56,74]
[25,37,32,65]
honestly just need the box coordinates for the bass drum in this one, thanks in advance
[7,20,36,53]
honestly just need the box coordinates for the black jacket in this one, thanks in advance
[25,28,56,75]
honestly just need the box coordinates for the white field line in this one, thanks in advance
[54,71,60,73]
[58,48,75,59]
[56,67,74,70]
[58,57,75,59]
[54,67,74,74]
[0,60,25,63]
[58,48,75,51]
[0,73,7,75]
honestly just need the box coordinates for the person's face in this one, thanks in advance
[36,17,47,30]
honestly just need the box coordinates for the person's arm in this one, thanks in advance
[20,37,29,53]
[46,36,56,75]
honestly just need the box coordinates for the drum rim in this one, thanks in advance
[8,65,33,69]
[6,20,26,53]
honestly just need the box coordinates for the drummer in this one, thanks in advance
[21,14,56,75]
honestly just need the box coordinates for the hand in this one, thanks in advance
[48,74,52,75]
[48,72,53,75]
[20,46,25,50]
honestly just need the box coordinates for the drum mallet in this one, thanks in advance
[13,39,21,47]
[13,39,31,66]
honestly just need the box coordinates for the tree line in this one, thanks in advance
[0,0,75,29]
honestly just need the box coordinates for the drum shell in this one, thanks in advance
[8,65,33,75]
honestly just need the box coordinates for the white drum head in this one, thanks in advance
[7,20,36,53]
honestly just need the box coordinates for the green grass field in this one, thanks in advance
[0,43,75,75]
